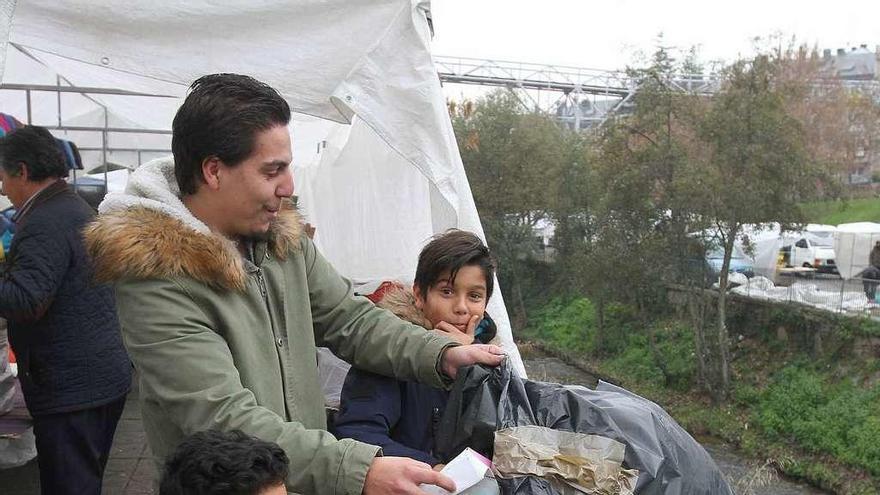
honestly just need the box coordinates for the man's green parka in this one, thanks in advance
[83,158,458,495]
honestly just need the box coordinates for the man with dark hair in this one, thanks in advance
[171,74,293,197]
[0,125,131,494]
[159,430,289,495]
[333,230,498,467]
[84,74,503,495]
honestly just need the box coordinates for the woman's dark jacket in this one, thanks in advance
[0,181,130,415]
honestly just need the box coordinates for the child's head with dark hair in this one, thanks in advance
[412,230,495,332]
[159,429,288,495]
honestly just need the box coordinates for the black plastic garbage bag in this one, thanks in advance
[436,362,733,495]
[497,477,560,495]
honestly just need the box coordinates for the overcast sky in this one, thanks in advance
[430,0,880,71]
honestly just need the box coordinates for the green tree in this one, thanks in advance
[685,54,829,401]
[451,90,568,328]
[582,45,710,368]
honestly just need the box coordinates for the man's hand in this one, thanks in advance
[440,344,505,380]
[363,457,456,495]
[433,314,480,346]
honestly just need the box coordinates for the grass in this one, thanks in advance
[802,197,880,225]
[753,364,880,476]
[522,296,880,494]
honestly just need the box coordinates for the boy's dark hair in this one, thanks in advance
[414,229,495,300]
[172,73,291,195]
[159,429,289,495]
[0,125,68,181]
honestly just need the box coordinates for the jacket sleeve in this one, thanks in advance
[114,277,379,495]
[332,369,438,465]
[301,237,459,389]
[0,219,69,322]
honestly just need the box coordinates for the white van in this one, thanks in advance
[790,234,838,274]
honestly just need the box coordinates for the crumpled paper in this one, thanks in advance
[493,426,638,495]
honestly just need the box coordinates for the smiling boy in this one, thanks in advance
[332,230,497,466]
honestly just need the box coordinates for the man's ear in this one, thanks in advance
[17,162,29,181]
[200,156,223,191]
[412,283,425,310]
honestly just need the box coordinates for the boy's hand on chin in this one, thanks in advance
[440,344,505,379]
[433,315,480,345]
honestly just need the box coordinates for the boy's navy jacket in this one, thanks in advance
[331,285,496,465]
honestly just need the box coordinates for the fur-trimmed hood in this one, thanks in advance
[83,156,303,291]
[376,285,433,330]
[376,285,497,344]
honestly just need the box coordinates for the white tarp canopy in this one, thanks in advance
[740,225,786,278]
[834,222,880,280]
[742,223,838,278]
[0,0,525,375]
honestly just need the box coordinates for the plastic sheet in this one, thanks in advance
[437,362,733,495]
[729,276,871,313]
[316,347,351,410]
[0,427,36,469]
[497,477,558,495]
[0,319,14,415]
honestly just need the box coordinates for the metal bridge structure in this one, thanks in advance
[434,55,880,130]
[434,55,719,129]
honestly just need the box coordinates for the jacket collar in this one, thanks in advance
[377,285,497,343]
[83,156,303,291]
[12,179,68,224]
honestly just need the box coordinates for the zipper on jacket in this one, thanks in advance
[256,268,268,298]
[256,268,281,349]
[246,246,284,353]
[254,265,290,418]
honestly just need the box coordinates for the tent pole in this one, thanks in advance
[25,90,32,124]
[103,108,109,189]
[56,76,62,129]
[56,77,77,187]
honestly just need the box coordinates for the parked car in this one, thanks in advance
[706,245,755,282]
[790,236,838,274]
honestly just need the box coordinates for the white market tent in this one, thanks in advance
[740,224,787,278]
[834,222,880,280]
[0,0,525,375]
[745,223,837,277]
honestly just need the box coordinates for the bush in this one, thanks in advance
[526,297,597,354]
[601,319,696,390]
[604,333,666,387]
[526,298,695,389]
[755,365,825,437]
[754,364,880,475]
[652,320,696,390]
[597,302,639,355]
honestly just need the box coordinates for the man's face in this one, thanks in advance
[415,265,488,330]
[215,125,294,239]
[0,165,28,209]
